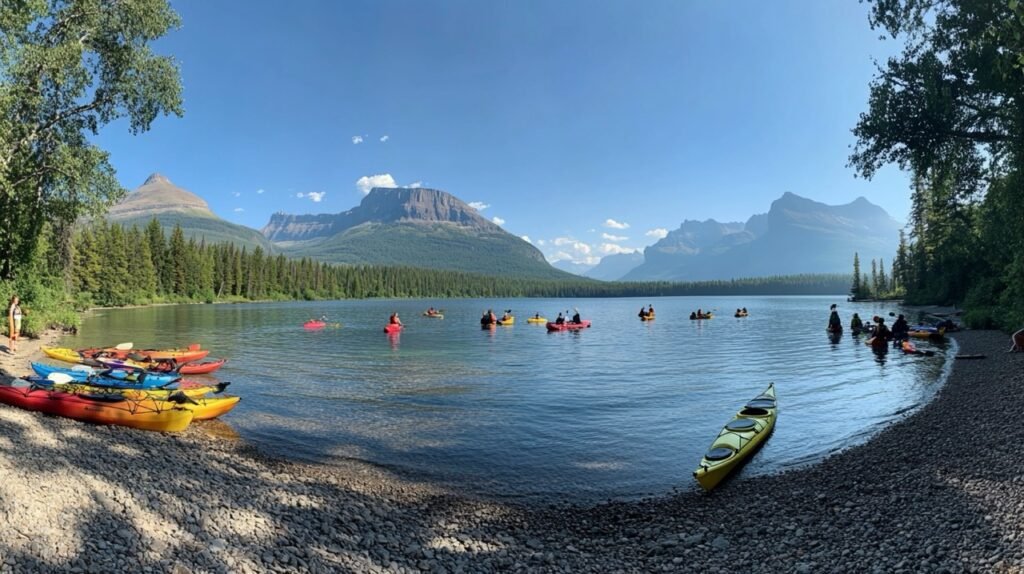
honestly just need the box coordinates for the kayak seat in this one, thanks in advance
[746,399,776,409]
[739,407,770,417]
[725,418,758,432]
[704,447,735,461]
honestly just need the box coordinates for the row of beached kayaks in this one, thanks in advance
[0,343,239,433]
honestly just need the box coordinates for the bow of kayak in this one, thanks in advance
[694,383,777,491]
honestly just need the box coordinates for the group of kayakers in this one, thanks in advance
[638,305,655,319]
[554,310,583,325]
[734,308,749,317]
[829,304,965,350]
[480,309,513,326]
[689,309,713,320]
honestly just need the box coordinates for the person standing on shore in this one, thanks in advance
[7,295,23,354]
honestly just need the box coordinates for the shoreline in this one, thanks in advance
[1,330,1021,572]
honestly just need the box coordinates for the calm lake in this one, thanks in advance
[62,296,953,501]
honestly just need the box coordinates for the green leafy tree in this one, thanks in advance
[0,0,183,280]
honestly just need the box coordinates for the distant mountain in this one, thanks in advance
[584,252,644,281]
[265,187,572,279]
[552,259,595,276]
[623,192,901,281]
[107,174,273,251]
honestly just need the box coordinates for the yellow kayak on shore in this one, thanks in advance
[41,347,88,364]
[694,383,777,491]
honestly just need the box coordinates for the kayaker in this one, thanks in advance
[389,312,402,326]
[828,304,842,332]
[850,313,864,332]
[571,310,582,324]
[742,307,748,314]
[690,312,698,320]
[735,308,742,315]
[555,312,565,325]
[647,305,655,317]
[501,310,512,322]
[533,312,542,320]
[7,294,23,354]
[481,311,492,326]
[891,314,909,342]
[427,307,436,316]
[638,306,647,319]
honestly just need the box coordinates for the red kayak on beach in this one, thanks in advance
[546,320,591,332]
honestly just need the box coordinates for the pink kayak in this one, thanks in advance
[546,320,591,332]
[383,324,403,334]
[304,321,326,329]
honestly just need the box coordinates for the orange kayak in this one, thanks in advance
[80,344,210,364]
[0,385,194,432]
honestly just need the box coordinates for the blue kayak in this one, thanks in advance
[30,362,181,387]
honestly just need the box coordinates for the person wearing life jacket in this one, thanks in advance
[891,314,909,342]
[571,310,582,324]
[638,306,648,319]
[850,313,864,332]
[690,312,698,320]
[555,312,565,325]
[828,304,842,332]
[389,312,402,326]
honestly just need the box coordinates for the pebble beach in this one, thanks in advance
[1,330,1022,573]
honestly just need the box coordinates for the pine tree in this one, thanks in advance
[852,253,862,298]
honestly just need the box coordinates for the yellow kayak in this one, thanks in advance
[641,315,656,321]
[527,317,547,324]
[49,381,228,400]
[498,316,515,325]
[694,383,777,491]
[41,346,88,364]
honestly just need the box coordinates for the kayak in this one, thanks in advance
[546,320,591,331]
[95,357,227,375]
[691,314,714,320]
[31,362,181,386]
[641,315,656,321]
[497,316,515,325]
[303,321,326,329]
[0,385,194,432]
[27,378,230,399]
[909,327,945,339]
[77,345,210,364]
[383,324,403,334]
[694,383,777,491]
[24,373,208,393]
[734,313,749,318]
[422,312,444,319]
[526,317,547,324]
[901,341,936,356]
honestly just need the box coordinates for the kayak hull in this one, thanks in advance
[0,385,194,432]
[422,313,444,319]
[694,383,777,491]
[383,324,403,334]
[526,317,547,324]
[79,346,210,364]
[96,357,227,375]
[31,362,181,386]
[546,320,591,331]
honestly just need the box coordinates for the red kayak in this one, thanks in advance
[0,385,194,432]
[546,320,591,332]
[81,344,209,364]
[383,324,403,334]
[95,357,227,375]
[303,321,326,330]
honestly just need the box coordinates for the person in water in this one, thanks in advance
[850,313,864,332]
[874,317,891,341]
[389,312,402,326]
[555,312,565,325]
[891,314,909,342]
[571,310,582,324]
[828,304,842,331]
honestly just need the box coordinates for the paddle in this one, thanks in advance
[114,342,133,351]
[46,372,74,385]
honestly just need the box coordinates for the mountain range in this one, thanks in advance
[106,175,900,283]
[616,193,901,281]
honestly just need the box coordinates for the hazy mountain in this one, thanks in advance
[552,259,595,276]
[584,252,644,281]
[107,174,274,251]
[623,192,901,281]
[265,187,572,279]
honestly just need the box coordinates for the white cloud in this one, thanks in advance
[553,237,591,255]
[233,207,244,212]
[492,216,505,225]
[550,251,573,262]
[405,181,423,189]
[296,192,305,198]
[352,135,364,144]
[520,235,532,243]
[307,191,326,203]
[645,228,669,239]
[604,218,630,230]
[599,243,640,255]
[468,201,490,211]
[232,191,241,197]
[356,173,397,194]
[380,135,389,143]
[601,233,628,242]
[537,239,546,246]
[256,188,265,194]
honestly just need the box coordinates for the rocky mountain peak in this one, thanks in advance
[143,173,172,186]
[107,173,213,220]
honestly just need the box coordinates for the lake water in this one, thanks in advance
[62,296,953,501]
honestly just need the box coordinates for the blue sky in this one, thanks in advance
[96,0,908,267]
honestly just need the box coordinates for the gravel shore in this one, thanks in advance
[1,330,1021,573]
